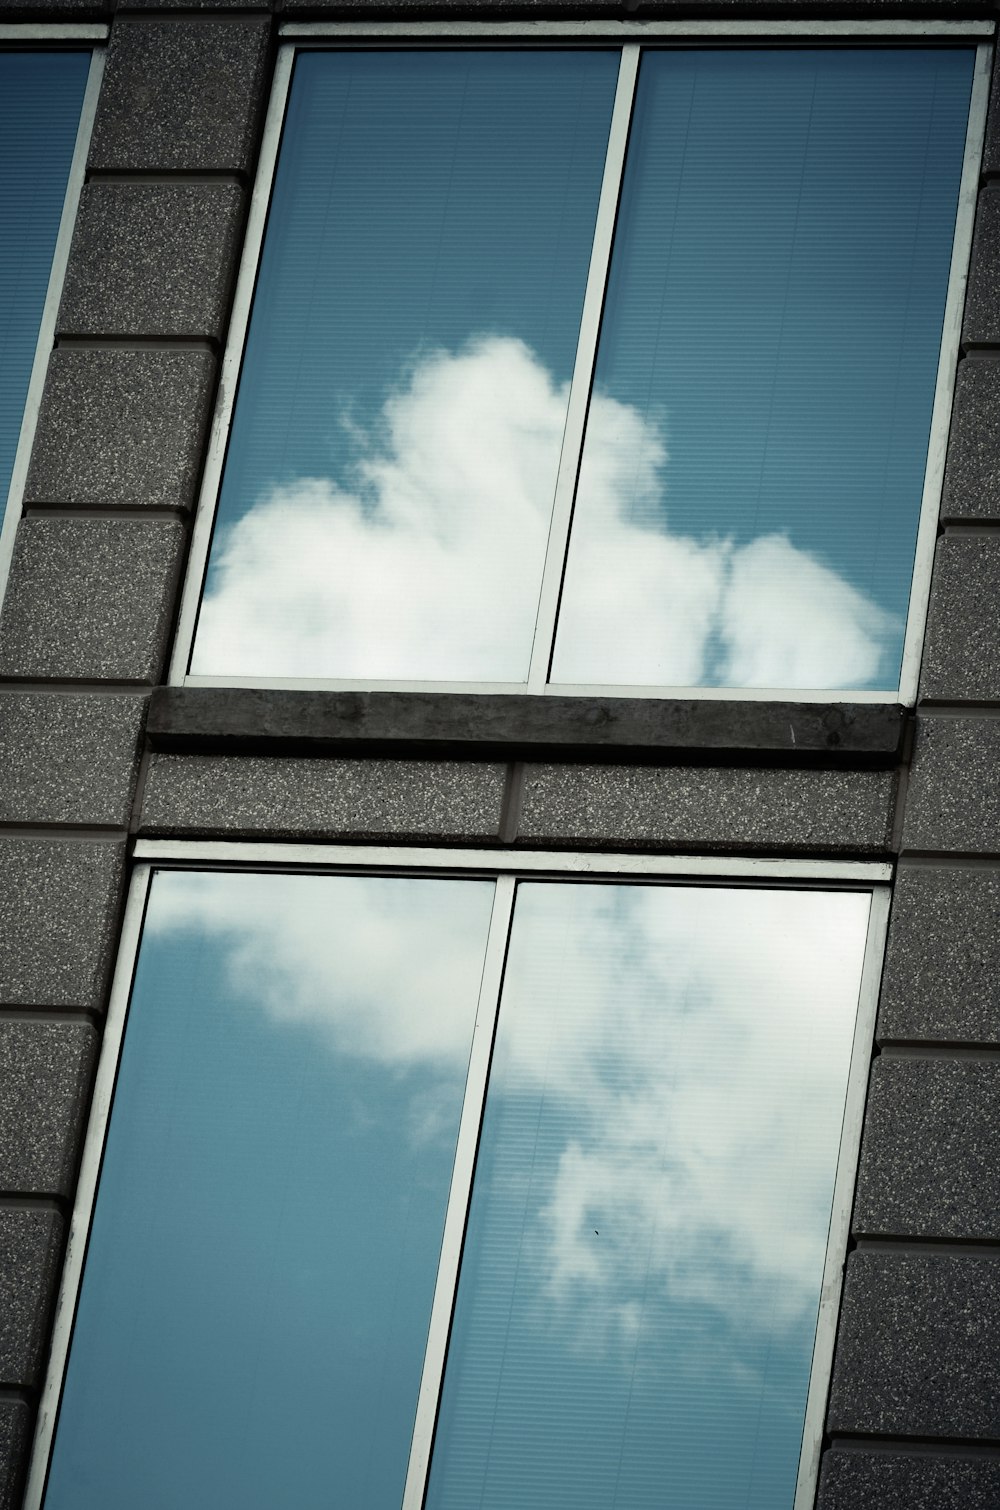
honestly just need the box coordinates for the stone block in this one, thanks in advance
[921,535,1000,700]
[0,1022,97,1197]
[0,693,144,827]
[941,359,1000,521]
[963,189,1000,346]
[518,762,895,853]
[25,347,215,511]
[0,1206,63,1386]
[58,182,244,339]
[0,1396,30,1510]
[879,865,1000,1043]
[0,840,123,1010]
[0,519,184,683]
[827,1250,1000,1440]
[90,19,270,173]
[817,1448,1000,1510]
[853,1056,1000,1238]
[140,754,506,840]
[902,716,1000,854]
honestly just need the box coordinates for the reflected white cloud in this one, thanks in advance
[194,336,898,688]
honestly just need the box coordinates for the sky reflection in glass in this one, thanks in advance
[554,48,973,690]
[0,54,88,518]
[426,883,871,1510]
[192,50,617,680]
[44,870,494,1510]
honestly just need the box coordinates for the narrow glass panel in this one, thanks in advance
[553,49,974,691]
[0,54,89,514]
[44,871,494,1510]
[427,883,871,1510]
[191,50,618,682]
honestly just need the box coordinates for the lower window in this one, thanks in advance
[31,850,886,1510]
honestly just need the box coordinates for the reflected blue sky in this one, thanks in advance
[0,54,88,515]
[191,47,971,692]
[44,871,494,1510]
[427,883,871,1509]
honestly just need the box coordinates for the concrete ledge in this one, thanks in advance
[148,688,907,764]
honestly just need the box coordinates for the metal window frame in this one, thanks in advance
[0,42,107,619]
[169,25,991,706]
[27,840,890,1510]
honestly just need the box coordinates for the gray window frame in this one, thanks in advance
[26,841,890,1510]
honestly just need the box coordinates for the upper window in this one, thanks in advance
[0,52,91,532]
[180,44,977,697]
[32,851,885,1510]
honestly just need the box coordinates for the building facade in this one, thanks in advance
[1,3,1000,1507]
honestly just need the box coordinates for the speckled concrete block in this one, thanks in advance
[0,840,123,1010]
[0,1206,63,1385]
[940,359,1000,522]
[879,865,1000,1043]
[58,182,244,339]
[817,1448,1000,1510]
[827,1250,1000,1439]
[0,520,183,683]
[963,190,1000,347]
[90,19,270,173]
[902,716,1000,854]
[25,348,215,510]
[0,1396,30,1510]
[853,1056,1000,1238]
[0,694,145,827]
[0,1022,97,1197]
[983,52,1000,180]
[141,754,506,840]
[920,535,1000,700]
[518,763,895,853]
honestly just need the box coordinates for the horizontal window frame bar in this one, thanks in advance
[281,20,996,42]
[149,686,907,765]
[0,24,108,41]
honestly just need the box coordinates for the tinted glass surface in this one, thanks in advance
[427,883,871,1510]
[553,49,973,691]
[45,871,494,1510]
[192,50,617,681]
[0,53,88,515]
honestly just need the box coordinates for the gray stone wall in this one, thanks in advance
[0,6,997,1508]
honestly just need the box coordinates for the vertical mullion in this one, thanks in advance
[525,43,640,693]
[401,874,517,1510]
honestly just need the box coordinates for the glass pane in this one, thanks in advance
[45,871,494,1510]
[427,883,871,1510]
[0,54,88,513]
[553,49,974,691]
[192,50,618,682]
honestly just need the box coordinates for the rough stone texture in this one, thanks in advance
[902,716,1000,854]
[0,1022,96,1197]
[25,347,215,511]
[921,535,1000,700]
[0,1398,30,1510]
[141,754,507,839]
[827,1250,1000,1440]
[983,47,1000,180]
[817,1449,1000,1510]
[853,1056,1000,1238]
[518,763,895,853]
[0,694,145,827]
[941,359,1000,522]
[0,840,123,1010]
[879,865,1000,1043]
[963,189,1000,347]
[90,19,270,173]
[58,182,244,339]
[0,1206,64,1385]
[0,520,184,683]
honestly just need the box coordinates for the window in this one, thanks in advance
[31,848,887,1510]
[175,40,981,701]
[0,50,94,571]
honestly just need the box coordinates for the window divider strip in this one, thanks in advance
[401,872,517,1510]
[525,43,640,694]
